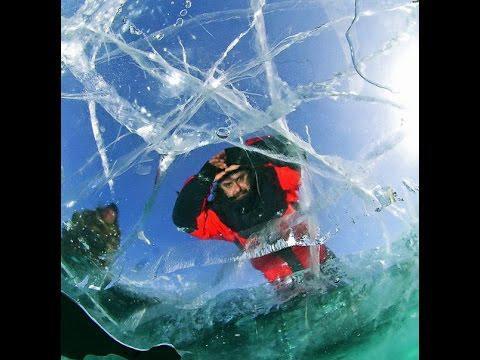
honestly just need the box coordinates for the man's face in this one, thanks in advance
[219,170,251,200]
[101,207,117,225]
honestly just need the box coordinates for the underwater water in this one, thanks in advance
[61,0,419,358]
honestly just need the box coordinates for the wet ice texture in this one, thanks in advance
[61,0,418,353]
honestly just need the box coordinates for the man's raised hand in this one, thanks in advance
[214,164,241,182]
[209,150,227,169]
[209,150,242,181]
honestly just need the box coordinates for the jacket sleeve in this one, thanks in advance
[172,161,220,236]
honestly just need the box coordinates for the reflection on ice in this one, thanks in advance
[137,231,151,245]
[402,178,419,193]
[62,203,120,271]
[373,185,403,212]
[61,0,418,356]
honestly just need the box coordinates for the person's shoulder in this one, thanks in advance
[245,135,292,151]
[73,208,96,216]
[72,210,100,226]
[245,135,281,147]
[272,164,302,191]
[245,136,270,146]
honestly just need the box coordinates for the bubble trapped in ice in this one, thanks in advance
[175,18,184,27]
[61,0,419,357]
[215,127,230,139]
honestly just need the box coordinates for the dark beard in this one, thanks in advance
[220,183,257,212]
[211,167,287,237]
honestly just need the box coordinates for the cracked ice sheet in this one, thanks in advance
[61,0,418,352]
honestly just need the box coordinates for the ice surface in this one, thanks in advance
[61,0,418,356]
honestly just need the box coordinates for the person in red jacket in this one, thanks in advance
[172,135,333,283]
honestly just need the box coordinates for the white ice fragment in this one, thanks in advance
[166,71,183,86]
[140,106,147,114]
[79,238,90,250]
[65,200,77,208]
[120,22,129,33]
[63,221,73,231]
[286,231,297,247]
[129,25,142,35]
[137,124,154,137]
[191,34,196,40]
[61,41,90,71]
[146,86,151,91]
[88,285,101,291]
[172,134,183,145]
[363,10,374,16]
[210,78,221,89]
[373,185,400,211]
[61,41,82,60]
[154,33,164,40]
[76,275,89,288]
[137,230,152,245]
[159,153,175,172]
[148,52,156,60]
[175,18,184,27]
[185,0,192,8]
[180,9,187,16]
[402,178,419,193]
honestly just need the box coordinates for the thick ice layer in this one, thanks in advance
[62,229,418,355]
[61,0,418,356]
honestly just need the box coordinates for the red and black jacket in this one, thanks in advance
[172,136,329,282]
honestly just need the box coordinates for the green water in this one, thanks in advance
[62,229,418,359]
[183,256,418,359]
